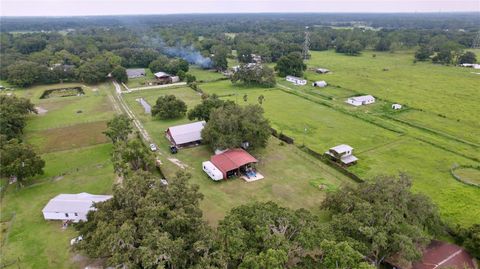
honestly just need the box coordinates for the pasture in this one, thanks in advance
[122,86,355,224]
[1,82,117,269]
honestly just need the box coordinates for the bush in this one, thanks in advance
[151,95,187,119]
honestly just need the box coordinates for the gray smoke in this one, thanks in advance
[143,36,212,69]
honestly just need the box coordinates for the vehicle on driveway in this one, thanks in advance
[149,143,158,152]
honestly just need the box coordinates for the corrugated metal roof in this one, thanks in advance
[167,121,206,145]
[154,71,171,78]
[42,193,112,213]
[211,148,258,174]
[330,144,353,154]
[349,95,375,102]
[126,68,145,78]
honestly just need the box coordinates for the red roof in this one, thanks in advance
[211,149,258,175]
[412,241,475,269]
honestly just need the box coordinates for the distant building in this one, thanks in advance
[315,68,330,74]
[392,103,402,110]
[460,63,480,69]
[325,144,358,166]
[165,121,206,148]
[126,68,146,79]
[346,95,375,106]
[154,72,178,84]
[286,75,307,86]
[251,54,262,63]
[42,193,112,222]
[312,80,328,87]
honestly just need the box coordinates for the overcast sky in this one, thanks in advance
[1,0,479,16]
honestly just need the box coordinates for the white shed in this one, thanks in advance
[346,95,375,106]
[312,81,327,87]
[286,75,307,86]
[42,193,112,222]
[392,104,402,110]
[202,161,223,181]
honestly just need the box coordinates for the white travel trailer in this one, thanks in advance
[202,161,223,181]
[312,80,328,87]
[286,75,307,86]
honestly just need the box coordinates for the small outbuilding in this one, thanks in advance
[42,193,112,222]
[165,121,206,148]
[312,80,328,88]
[286,75,307,86]
[346,95,375,106]
[126,68,146,79]
[154,72,179,84]
[392,103,402,110]
[210,148,259,179]
[315,68,330,74]
[325,144,358,166]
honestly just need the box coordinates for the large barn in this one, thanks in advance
[207,148,258,180]
[165,121,206,148]
[42,193,112,222]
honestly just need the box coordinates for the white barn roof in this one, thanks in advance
[42,193,112,214]
[167,121,206,145]
[154,72,171,78]
[349,95,375,102]
[330,144,353,154]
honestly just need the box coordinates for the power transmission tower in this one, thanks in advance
[472,32,480,49]
[302,26,310,60]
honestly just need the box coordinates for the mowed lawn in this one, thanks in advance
[122,86,356,224]
[1,83,117,269]
[201,74,480,225]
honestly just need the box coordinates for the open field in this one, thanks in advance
[1,83,117,269]
[200,50,480,226]
[188,66,225,82]
[122,86,356,224]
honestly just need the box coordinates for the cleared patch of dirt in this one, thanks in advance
[35,106,48,115]
[168,158,188,169]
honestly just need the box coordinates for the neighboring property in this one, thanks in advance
[154,72,180,85]
[206,148,262,181]
[251,53,262,63]
[315,68,330,74]
[392,103,402,110]
[312,80,328,87]
[325,144,358,166]
[346,95,376,106]
[42,193,112,222]
[165,121,206,148]
[286,75,307,86]
[126,68,146,79]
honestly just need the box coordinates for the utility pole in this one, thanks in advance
[473,32,480,49]
[302,26,310,60]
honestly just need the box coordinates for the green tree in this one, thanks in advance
[375,37,392,51]
[148,55,170,73]
[115,138,153,172]
[322,174,443,267]
[458,51,477,64]
[453,224,480,258]
[151,95,187,119]
[103,114,133,144]
[231,64,276,87]
[212,45,229,71]
[202,103,271,150]
[432,49,453,64]
[274,52,306,77]
[0,95,37,139]
[77,57,111,84]
[76,171,223,268]
[187,94,232,122]
[0,137,45,185]
[111,66,128,83]
[415,46,433,61]
[6,60,44,87]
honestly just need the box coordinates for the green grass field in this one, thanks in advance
[1,82,117,269]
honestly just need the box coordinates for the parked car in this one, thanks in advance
[149,143,158,152]
[170,145,178,154]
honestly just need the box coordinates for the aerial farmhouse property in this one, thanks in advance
[203,148,262,181]
[42,193,112,222]
[126,68,146,79]
[346,95,376,106]
[286,75,307,85]
[312,80,328,87]
[325,144,358,166]
[165,121,206,148]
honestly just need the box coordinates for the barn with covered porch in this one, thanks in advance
[205,148,263,182]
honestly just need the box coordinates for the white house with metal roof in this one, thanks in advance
[165,121,206,147]
[42,193,112,222]
[325,144,358,165]
[346,95,375,106]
